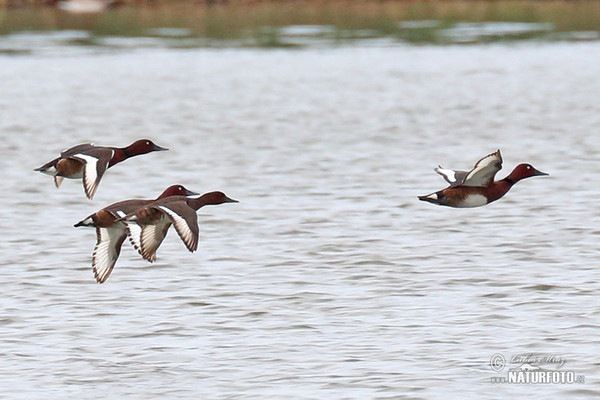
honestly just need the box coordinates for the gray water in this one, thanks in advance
[1,38,599,398]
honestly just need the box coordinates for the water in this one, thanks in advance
[1,40,599,398]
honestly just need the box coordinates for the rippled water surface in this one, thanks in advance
[1,40,599,398]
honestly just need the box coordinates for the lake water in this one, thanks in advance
[1,38,599,398]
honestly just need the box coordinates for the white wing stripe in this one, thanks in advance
[158,206,197,252]
[125,217,169,262]
[435,166,458,183]
[92,227,122,283]
[74,153,104,198]
[140,222,166,262]
[460,150,502,187]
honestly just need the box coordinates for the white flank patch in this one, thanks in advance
[92,227,125,283]
[158,205,197,252]
[460,194,488,208]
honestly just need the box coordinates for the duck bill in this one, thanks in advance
[185,189,200,196]
[225,197,239,203]
[533,169,549,176]
[153,144,169,151]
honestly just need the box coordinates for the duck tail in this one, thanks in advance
[34,158,59,175]
[418,192,442,205]
[74,215,95,228]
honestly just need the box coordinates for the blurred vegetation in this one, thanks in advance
[0,1,599,46]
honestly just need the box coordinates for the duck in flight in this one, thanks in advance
[35,139,168,199]
[74,185,198,283]
[419,150,548,208]
[120,191,238,262]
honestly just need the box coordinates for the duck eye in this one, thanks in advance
[146,141,150,145]
[527,165,531,169]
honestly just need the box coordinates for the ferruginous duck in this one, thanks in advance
[120,191,238,262]
[35,139,168,199]
[419,150,548,208]
[74,185,198,283]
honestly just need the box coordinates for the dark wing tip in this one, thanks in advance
[495,149,503,162]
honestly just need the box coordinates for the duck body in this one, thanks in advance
[74,185,197,283]
[419,179,512,208]
[35,139,168,199]
[419,150,548,208]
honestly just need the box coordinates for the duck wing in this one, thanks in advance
[122,199,199,258]
[92,226,127,283]
[154,202,199,253]
[460,149,503,187]
[69,146,114,199]
[126,214,172,262]
[434,166,470,187]
[61,143,95,157]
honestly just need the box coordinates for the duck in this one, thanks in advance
[35,139,168,199]
[120,191,238,262]
[74,184,198,283]
[418,150,548,208]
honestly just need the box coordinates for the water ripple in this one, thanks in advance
[0,41,599,399]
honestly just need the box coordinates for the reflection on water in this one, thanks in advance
[0,20,598,51]
[0,39,599,398]
[440,22,555,43]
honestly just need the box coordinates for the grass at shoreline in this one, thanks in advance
[1,1,599,47]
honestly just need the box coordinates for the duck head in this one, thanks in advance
[127,139,168,155]
[507,163,549,183]
[157,185,199,199]
[199,191,239,206]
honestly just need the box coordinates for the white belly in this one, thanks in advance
[458,194,488,208]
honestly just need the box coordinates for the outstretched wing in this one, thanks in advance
[122,200,199,258]
[155,203,199,253]
[126,222,143,256]
[126,215,172,262]
[92,226,127,283]
[434,150,502,187]
[71,148,113,199]
[461,149,503,187]
[435,166,470,187]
